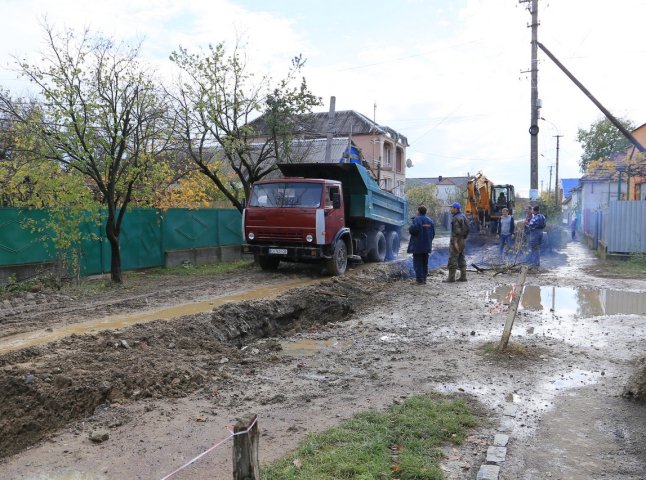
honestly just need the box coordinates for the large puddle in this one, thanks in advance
[488,285,646,317]
[0,278,320,354]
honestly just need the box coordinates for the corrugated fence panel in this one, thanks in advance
[79,220,104,276]
[1,207,243,274]
[0,208,56,265]
[163,208,218,250]
[214,209,243,246]
[110,209,164,272]
[605,201,646,254]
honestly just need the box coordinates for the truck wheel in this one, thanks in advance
[385,231,400,260]
[257,255,280,271]
[367,231,387,262]
[326,239,348,275]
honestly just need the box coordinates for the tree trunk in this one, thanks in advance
[105,216,122,283]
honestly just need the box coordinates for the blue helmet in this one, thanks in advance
[451,202,461,209]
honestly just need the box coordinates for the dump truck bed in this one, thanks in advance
[277,163,407,227]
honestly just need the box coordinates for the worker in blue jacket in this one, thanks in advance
[407,205,435,284]
[527,205,546,268]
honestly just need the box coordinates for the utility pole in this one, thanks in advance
[324,96,336,163]
[547,164,553,199]
[521,0,540,203]
[554,134,562,209]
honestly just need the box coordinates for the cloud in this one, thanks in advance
[2,0,645,197]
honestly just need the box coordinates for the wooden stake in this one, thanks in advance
[232,415,260,480]
[499,266,528,351]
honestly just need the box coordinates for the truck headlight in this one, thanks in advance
[248,232,255,240]
[306,234,313,242]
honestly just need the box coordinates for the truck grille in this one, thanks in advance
[256,231,303,241]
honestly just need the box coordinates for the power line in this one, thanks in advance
[337,39,482,72]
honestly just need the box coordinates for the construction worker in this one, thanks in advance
[527,205,546,268]
[446,202,469,282]
[497,207,515,257]
[408,205,435,284]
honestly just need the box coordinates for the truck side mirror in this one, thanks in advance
[332,193,341,209]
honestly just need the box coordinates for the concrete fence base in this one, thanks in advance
[164,245,243,268]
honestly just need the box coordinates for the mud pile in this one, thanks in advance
[0,275,378,458]
[623,357,646,402]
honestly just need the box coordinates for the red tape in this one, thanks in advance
[159,417,258,480]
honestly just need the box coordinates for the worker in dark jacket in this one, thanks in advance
[527,205,546,268]
[408,205,435,284]
[446,202,469,282]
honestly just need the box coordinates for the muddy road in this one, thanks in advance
[0,239,645,480]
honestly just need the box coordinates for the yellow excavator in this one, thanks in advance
[465,172,515,233]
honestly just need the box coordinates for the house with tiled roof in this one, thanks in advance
[247,109,409,196]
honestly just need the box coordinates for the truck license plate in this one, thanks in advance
[268,248,288,255]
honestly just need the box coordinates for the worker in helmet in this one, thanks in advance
[445,202,469,282]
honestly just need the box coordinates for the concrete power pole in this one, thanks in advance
[547,164,553,199]
[554,134,562,209]
[324,96,336,163]
[521,0,540,203]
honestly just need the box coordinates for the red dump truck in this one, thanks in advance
[242,162,408,275]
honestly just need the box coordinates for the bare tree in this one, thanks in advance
[0,25,172,282]
[168,43,320,212]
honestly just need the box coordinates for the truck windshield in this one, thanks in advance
[249,182,323,208]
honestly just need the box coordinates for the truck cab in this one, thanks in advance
[243,177,350,274]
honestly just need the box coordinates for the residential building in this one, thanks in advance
[406,176,469,206]
[560,178,580,226]
[621,123,646,201]
[247,110,409,196]
[576,123,646,233]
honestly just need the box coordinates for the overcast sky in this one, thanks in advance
[1,0,645,197]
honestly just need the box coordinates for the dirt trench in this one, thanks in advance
[0,272,383,459]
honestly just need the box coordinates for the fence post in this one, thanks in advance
[232,415,260,480]
[499,266,528,351]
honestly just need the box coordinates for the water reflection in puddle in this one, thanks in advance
[488,285,646,317]
[280,338,350,357]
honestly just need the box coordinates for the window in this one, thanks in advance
[385,144,391,167]
[325,186,340,207]
[249,182,322,208]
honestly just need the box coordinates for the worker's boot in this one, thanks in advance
[443,269,456,283]
[458,267,467,282]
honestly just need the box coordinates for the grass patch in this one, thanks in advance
[601,254,646,277]
[262,394,477,480]
[139,259,254,277]
[1,260,254,299]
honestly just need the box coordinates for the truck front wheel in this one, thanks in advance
[367,231,387,262]
[385,231,400,260]
[256,255,280,271]
[326,239,348,275]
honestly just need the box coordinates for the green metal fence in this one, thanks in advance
[0,207,242,276]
